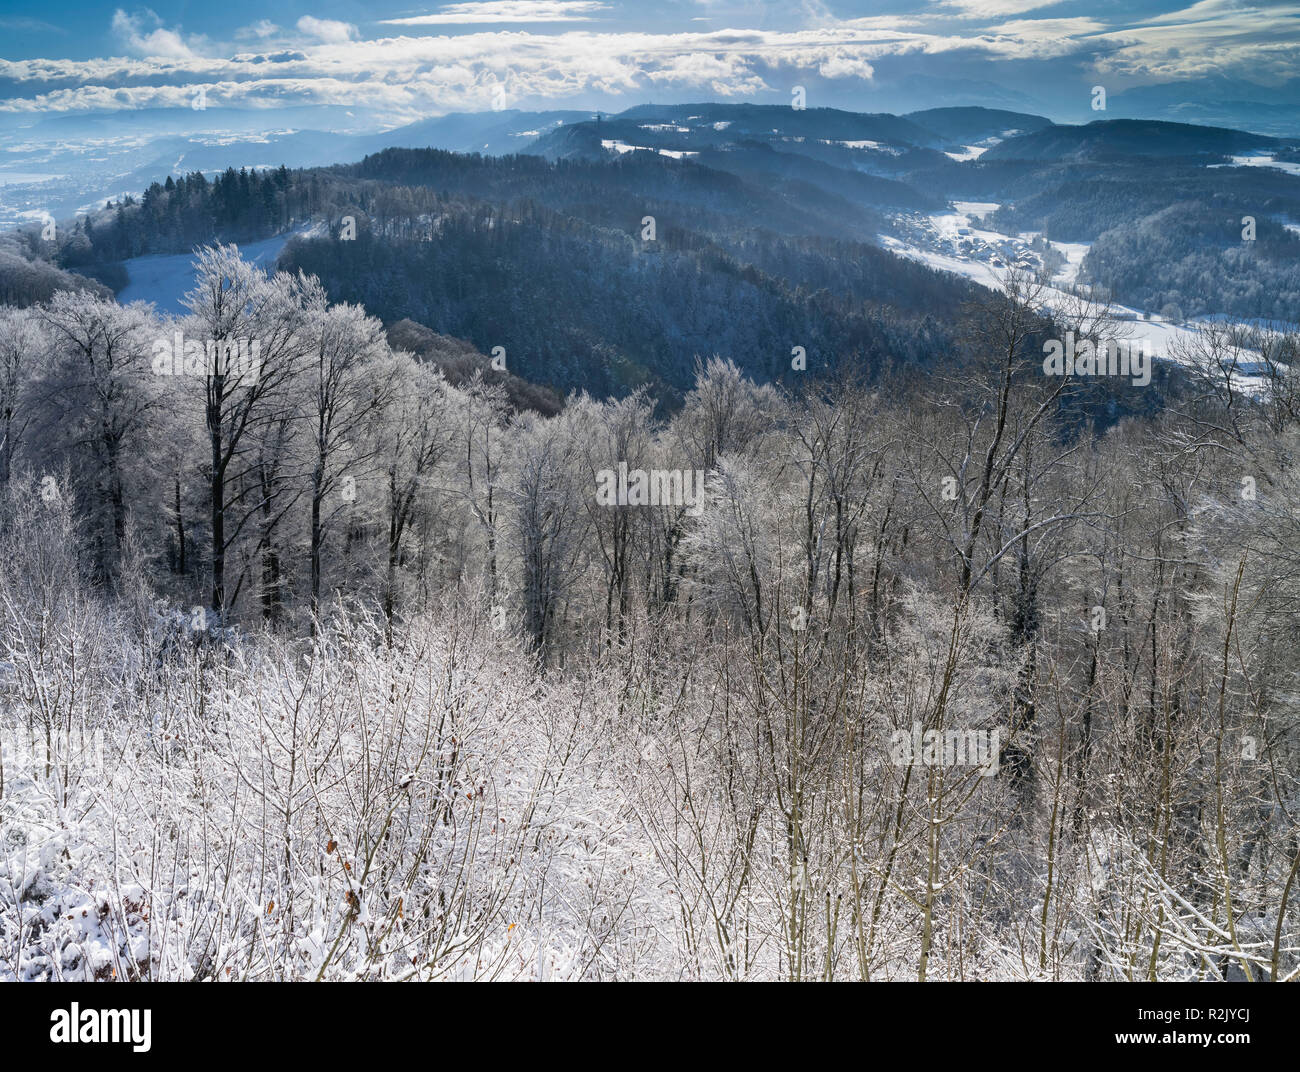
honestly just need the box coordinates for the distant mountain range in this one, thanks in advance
[527,105,1291,167]
[1105,77,1300,138]
[3,95,1298,230]
[980,119,1280,162]
[4,98,1297,390]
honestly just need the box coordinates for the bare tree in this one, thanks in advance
[181,245,311,617]
[36,291,159,582]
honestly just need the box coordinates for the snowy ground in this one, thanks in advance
[117,227,317,314]
[829,139,901,154]
[941,130,1022,163]
[1048,240,1091,285]
[602,140,697,160]
[881,201,1035,290]
[881,201,1277,388]
[1207,153,1300,177]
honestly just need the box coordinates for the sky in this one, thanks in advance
[0,1,1297,125]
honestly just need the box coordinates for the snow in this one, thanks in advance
[117,228,315,314]
[951,201,999,219]
[1207,153,1300,177]
[881,200,1276,383]
[879,233,1004,288]
[601,140,697,160]
[827,139,902,154]
[1050,240,1092,284]
[0,598,652,980]
[942,131,1015,163]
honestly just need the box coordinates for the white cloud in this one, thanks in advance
[0,24,1097,120]
[380,2,610,25]
[1088,1,1300,81]
[295,17,357,44]
[1139,0,1280,26]
[5,6,1295,120]
[799,0,838,28]
[935,0,1068,17]
[110,9,204,60]
[990,17,1107,37]
[816,52,876,79]
[237,20,281,41]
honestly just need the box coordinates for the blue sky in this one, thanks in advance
[1,1,1297,123]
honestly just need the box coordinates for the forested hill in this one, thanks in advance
[289,148,974,399]
[7,104,1298,398]
[9,145,981,402]
[902,106,1054,142]
[981,119,1280,161]
[280,203,961,401]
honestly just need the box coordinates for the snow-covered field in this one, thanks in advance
[882,200,1278,386]
[1047,239,1091,285]
[831,139,900,153]
[117,228,315,314]
[940,129,1021,164]
[602,140,698,160]
[1207,153,1300,176]
[880,201,1035,290]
